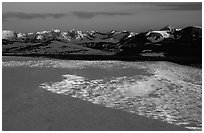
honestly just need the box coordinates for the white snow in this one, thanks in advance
[36,31,49,34]
[53,29,61,33]
[17,33,24,38]
[146,31,170,38]
[175,28,181,31]
[36,34,43,40]
[145,30,175,43]
[60,32,70,41]
[127,32,137,38]
[2,30,16,40]
[27,32,34,35]
[193,26,202,29]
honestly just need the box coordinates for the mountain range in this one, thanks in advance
[2,25,202,66]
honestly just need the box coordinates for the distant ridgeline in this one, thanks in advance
[2,25,202,59]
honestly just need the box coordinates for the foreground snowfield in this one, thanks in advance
[3,57,202,130]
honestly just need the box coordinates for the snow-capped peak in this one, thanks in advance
[28,32,34,35]
[36,30,50,34]
[146,31,171,38]
[2,30,16,40]
[110,30,116,34]
[175,28,181,31]
[193,26,202,29]
[52,29,61,33]
[127,32,137,38]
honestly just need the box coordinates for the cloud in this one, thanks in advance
[154,2,202,11]
[138,2,201,11]
[119,2,201,11]
[72,11,133,19]
[3,12,67,21]
[3,11,133,21]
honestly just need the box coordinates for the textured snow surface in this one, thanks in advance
[2,30,16,40]
[3,58,202,130]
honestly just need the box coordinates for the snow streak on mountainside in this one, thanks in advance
[2,25,201,44]
[2,25,202,61]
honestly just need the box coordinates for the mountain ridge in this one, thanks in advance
[2,25,202,67]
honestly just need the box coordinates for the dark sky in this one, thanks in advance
[2,2,202,33]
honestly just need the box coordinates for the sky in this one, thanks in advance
[2,2,202,33]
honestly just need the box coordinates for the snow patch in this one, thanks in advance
[2,30,16,40]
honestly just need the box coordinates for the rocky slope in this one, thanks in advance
[117,26,202,58]
[2,25,202,66]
